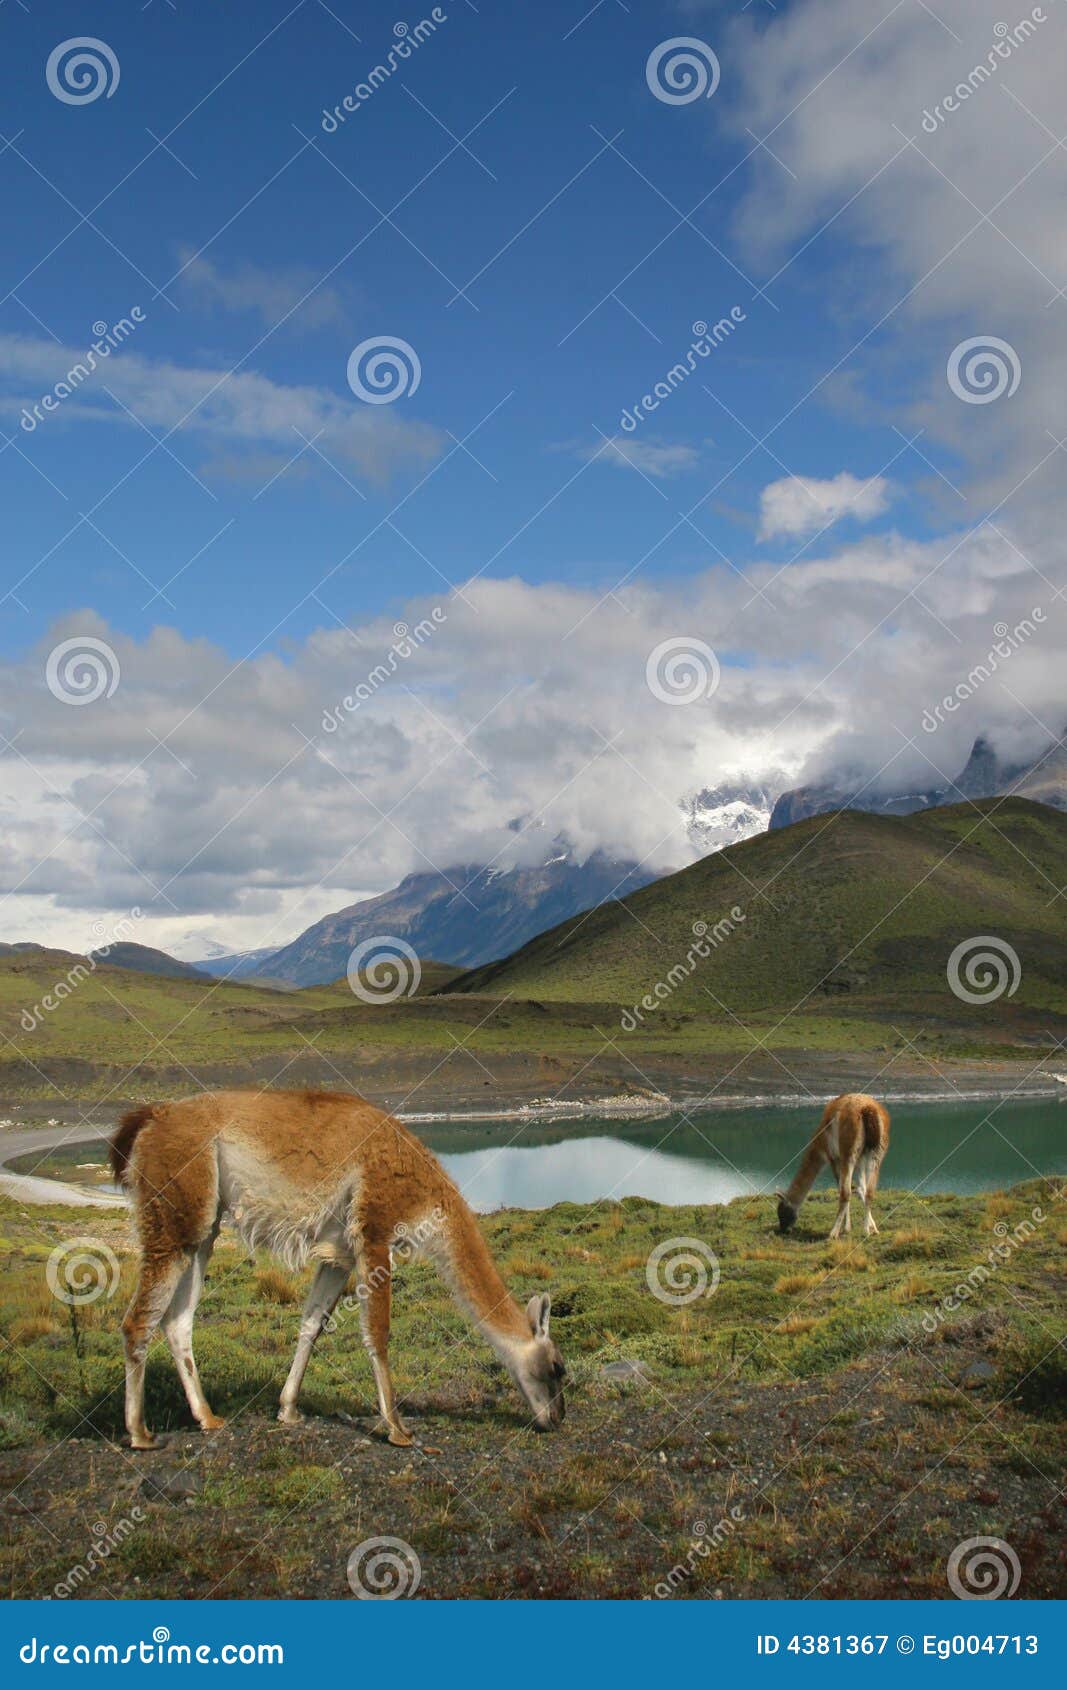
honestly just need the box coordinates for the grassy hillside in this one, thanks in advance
[0,953,468,1098]
[86,943,211,982]
[2,801,1066,1102]
[448,800,1067,1025]
[1,1181,1063,1597]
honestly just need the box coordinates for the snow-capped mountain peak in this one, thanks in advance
[683,782,779,855]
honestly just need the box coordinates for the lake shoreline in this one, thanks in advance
[400,1077,1065,1124]
[4,1085,1065,1210]
[2,1060,1065,1132]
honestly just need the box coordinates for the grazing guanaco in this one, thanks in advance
[775,1093,890,1239]
[110,1089,566,1450]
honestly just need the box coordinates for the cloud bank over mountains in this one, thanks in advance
[2,510,1061,953]
[2,0,1066,952]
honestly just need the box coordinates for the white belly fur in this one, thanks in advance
[217,1140,359,1271]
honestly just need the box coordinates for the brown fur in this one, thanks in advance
[777,1093,890,1239]
[109,1104,156,1185]
[113,1088,564,1450]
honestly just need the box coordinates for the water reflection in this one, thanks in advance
[429,1098,1067,1212]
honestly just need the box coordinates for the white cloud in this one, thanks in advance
[0,333,443,484]
[758,472,892,540]
[175,247,350,330]
[724,0,1067,540]
[584,436,702,478]
[0,516,1061,952]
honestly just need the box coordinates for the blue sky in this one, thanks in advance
[0,0,931,662]
[2,0,1064,952]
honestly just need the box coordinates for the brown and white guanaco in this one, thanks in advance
[110,1088,566,1450]
[775,1093,890,1239]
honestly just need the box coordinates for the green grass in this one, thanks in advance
[2,1182,1064,1599]
[1,1180,1063,1446]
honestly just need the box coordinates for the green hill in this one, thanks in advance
[2,800,1066,1101]
[446,799,1067,1030]
[87,942,211,982]
[0,949,476,1100]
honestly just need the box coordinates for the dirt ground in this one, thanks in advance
[3,1330,1065,1600]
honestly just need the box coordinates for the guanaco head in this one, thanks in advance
[775,1189,798,1234]
[511,1293,566,1432]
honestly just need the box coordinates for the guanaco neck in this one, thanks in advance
[438,1197,530,1359]
[785,1137,826,1211]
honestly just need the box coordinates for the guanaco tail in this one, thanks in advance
[775,1093,890,1239]
[110,1088,566,1450]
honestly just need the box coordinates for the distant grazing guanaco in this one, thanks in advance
[776,1093,890,1239]
[110,1089,566,1450]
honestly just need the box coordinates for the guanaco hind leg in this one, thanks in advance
[278,1260,351,1427]
[357,1241,412,1447]
[862,1149,883,1236]
[161,1226,222,1432]
[123,1254,187,1449]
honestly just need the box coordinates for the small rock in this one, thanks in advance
[599,1359,652,1387]
[960,1359,996,1387]
[140,1468,203,1503]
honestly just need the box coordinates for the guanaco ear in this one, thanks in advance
[774,1189,785,1200]
[526,1292,551,1338]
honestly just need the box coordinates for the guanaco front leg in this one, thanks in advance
[357,1241,412,1447]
